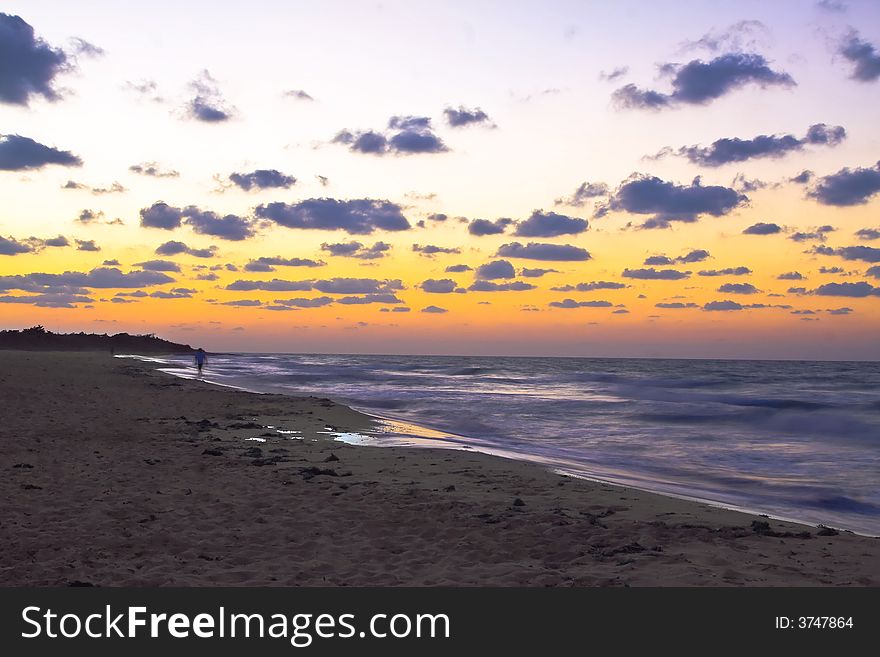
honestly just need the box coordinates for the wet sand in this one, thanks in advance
[1,351,877,586]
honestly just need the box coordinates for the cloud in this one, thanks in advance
[612,53,794,110]
[656,302,698,309]
[818,0,847,12]
[703,300,743,311]
[807,162,880,206]
[865,266,880,278]
[129,162,179,178]
[283,89,313,101]
[468,217,513,236]
[520,268,558,278]
[412,243,461,256]
[838,30,880,82]
[698,266,752,276]
[445,264,472,273]
[75,239,100,252]
[320,241,390,260]
[514,210,588,237]
[812,245,880,262]
[812,281,880,297]
[420,278,459,293]
[662,123,845,167]
[599,67,629,82]
[645,249,710,266]
[228,169,296,191]
[555,182,609,207]
[421,305,447,314]
[856,228,880,241]
[334,115,448,155]
[743,221,782,235]
[717,282,759,294]
[244,256,327,272]
[790,225,835,242]
[444,106,492,127]
[0,235,34,255]
[0,235,68,256]
[336,293,403,305]
[551,281,627,292]
[256,198,410,234]
[186,70,234,122]
[777,271,804,280]
[0,13,69,105]
[140,202,183,229]
[475,260,515,280]
[549,299,613,308]
[226,277,402,294]
[496,242,590,261]
[602,174,746,227]
[0,267,174,294]
[155,240,217,258]
[182,207,255,240]
[150,287,195,299]
[0,134,81,170]
[622,268,691,280]
[220,299,263,307]
[468,280,536,292]
[76,209,104,224]
[0,293,94,308]
[136,259,180,272]
[680,20,771,54]
[271,296,333,308]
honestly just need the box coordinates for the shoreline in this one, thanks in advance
[2,350,877,586]
[144,354,879,538]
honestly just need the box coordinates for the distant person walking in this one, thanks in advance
[194,348,208,376]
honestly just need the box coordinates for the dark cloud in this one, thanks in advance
[812,281,880,297]
[468,281,536,292]
[514,210,588,237]
[520,268,558,278]
[336,293,403,305]
[255,198,411,234]
[0,134,81,170]
[0,293,93,308]
[644,255,674,266]
[622,268,691,280]
[703,300,743,311]
[656,302,698,309]
[140,202,183,229]
[475,260,515,280]
[227,279,313,292]
[226,278,401,295]
[150,287,195,299]
[75,239,100,252]
[129,162,179,178]
[612,53,794,110]
[0,236,33,255]
[777,271,804,280]
[790,225,835,242]
[154,241,217,258]
[665,123,844,167]
[468,218,513,236]
[819,266,845,274]
[445,264,473,273]
[183,207,255,241]
[244,257,324,272]
[551,281,627,292]
[496,242,591,261]
[680,20,771,54]
[320,241,390,260]
[0,267,174,294]
[412,243,461,256]
[186,70,234,122]
[838,30,880,82]
[135,260,180,272]
[272,296,333,308]
[717,282,759,294]
[555,182,609,207]
[856,228,880,240]
[443,106,492,128]
[220,299,263,307]
[818,0,847,12]
[698,266,752,276]
[421,305,447,314]
[549,299,613,308]
[866,266,880,278]
[743,221,782,235]
[420,279,459,294]
[645,249,710,266]
[0,13,68,105]
[812,245,880,262]
[335,116,448,155]
[228,169,296,191]
[807,163,880,206]
[602,174,746,227]
[76,209,104,224]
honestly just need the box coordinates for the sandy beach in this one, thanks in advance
[1,350,877,587]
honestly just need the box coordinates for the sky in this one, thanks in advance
[1,0,879,359]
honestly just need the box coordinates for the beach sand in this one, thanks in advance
[1,350,877,586]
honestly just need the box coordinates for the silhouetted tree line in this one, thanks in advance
[0,326,195,353]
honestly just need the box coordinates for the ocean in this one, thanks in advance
[135,353,880,535]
